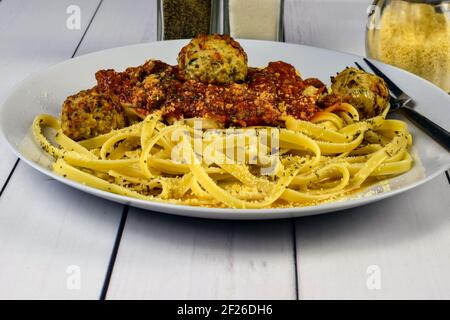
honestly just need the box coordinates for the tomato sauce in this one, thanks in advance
[96,60,326,127]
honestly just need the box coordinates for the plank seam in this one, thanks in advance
[291,219,299,300]
[99,205,129,300]
[71,0,130,300]
[71,0,104,58]
[0,158,19,198]
[0,0,104,199]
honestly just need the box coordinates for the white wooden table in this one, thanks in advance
[1,0,449,300]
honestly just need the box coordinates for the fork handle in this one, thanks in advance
[399,106,450,152]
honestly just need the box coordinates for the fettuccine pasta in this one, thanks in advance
[32,103,413,209]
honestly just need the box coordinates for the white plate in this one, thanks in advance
[1,40,449,220]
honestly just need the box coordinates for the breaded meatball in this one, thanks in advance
[177,34,248,84]
[61,88,126,141]
[331,67,390,118]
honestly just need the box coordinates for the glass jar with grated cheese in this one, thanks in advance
[223,0,284,41]
[366,0,450,93]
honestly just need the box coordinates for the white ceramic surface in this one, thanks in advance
[1,40,449,219]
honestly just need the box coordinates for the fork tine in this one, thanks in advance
[354,62,366,72]
[363,58,405,98]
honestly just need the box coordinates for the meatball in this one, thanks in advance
[331,67,389,118]
[61,88,127,141]
[177,34,248,84]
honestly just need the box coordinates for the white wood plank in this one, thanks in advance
[0,0,127,299]
[0,163,122,299]
[107,212,297,300]
[87,0,297,300]
[285,0,450,299]
[295,175,450,299]
[105,0,374,300]
[0,148,16,191]
[0,0,98,187]
[284,0,368,56]
[75,0,157,56]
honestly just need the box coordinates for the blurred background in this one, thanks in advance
[154,0,370,55]
[3,0,446,93]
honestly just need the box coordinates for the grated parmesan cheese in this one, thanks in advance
[227,0,282,41]
[367,1,450,92]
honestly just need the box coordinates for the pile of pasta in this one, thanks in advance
[33,103,413,209]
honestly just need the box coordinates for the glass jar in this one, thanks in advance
[366,0,450,92]
[157,0,220,40]
[223,0,284,41]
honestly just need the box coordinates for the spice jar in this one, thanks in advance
[223,0,284,41]
[157,0,220,40]
[366,0,450,92]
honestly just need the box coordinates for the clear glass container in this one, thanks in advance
[157,0,220,40]
[223,0,284,41]
[366,0,450,92]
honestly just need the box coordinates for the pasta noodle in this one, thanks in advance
[32,103,414,209]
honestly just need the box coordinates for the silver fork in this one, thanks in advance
[355,59,450,152]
